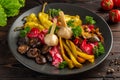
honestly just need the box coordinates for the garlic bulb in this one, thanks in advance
[57,11,73,39]
[57,27,72,39]
[44,34,58,46]
[44,19,58,46]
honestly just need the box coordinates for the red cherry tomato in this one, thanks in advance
[113,0,120,7]
[101,0,114,10]
[109,9,120,22]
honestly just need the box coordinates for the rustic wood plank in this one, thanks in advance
[0,0,120,79]
[2,78,120,80]
[0,52,119,78]
[0,32,6,37]
[113,32,120,38]
[4,78,120,80]
[111,42,120,52]
[1,78,120,80]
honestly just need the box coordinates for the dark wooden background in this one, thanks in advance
[0,0,120,80]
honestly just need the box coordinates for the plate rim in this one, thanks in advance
[8,3,113,75]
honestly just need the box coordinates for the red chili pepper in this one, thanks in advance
[27,28,40,38]
[80,39,93,55]
[49,46,63,67]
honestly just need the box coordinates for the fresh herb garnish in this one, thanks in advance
[20,26,30,37]
[85,16,96,25]
[48,9,61,18]
[67,20,75,27]
[59,61,67,69]
[72,26,82,37]
[94,42,105,57]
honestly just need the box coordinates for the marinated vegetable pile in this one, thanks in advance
[16,3,105,69]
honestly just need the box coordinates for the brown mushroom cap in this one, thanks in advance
[17,45,29,54]
[27,48,39,58]
[41,45,51,54]
[35,54,47,64]
[29,38,40,47]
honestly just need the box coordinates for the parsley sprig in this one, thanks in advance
[20,26,30,37]
[94,42,105,57]
[85,16,96,25]
[72,26,82,37]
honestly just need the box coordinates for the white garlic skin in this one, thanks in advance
[57,27,72,39]
[44,34,58,46]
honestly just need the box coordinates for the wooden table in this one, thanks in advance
[0,0,120,80]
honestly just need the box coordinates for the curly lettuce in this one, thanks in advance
[18,0,25,7]
[0,4,7,27]
[0,0,25,27]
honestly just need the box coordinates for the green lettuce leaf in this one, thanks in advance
[5,9,19,17]
[0,0,25,27]
[0,0,21,9]
[0,4,7,27]
[18,0,25,7]
[0,0,21,17]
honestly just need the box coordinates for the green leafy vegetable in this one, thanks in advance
[85,16,96,25]
[72,26,82,37]
[20,26,30,37]
[18,0,25,7]
[67,20,75,27]
[59,61,67,69]
[94,42,105,57]
[0,4,7,27]
[0,0,25,27]
[48,9,61,18]
[6,9,20,17]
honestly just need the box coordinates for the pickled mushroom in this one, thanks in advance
[35,54,47,64]
[17,44,29,54]
[27,48,39,58]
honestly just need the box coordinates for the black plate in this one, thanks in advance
[8,3,113,75]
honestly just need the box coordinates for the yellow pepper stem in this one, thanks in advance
[42,2,47,13]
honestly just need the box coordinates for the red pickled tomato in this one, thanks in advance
[49,46,63,67]
[27,28,40,38]
[38,30,48,44]
[80,40,99,55]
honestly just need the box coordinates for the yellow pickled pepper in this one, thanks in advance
[24,13,45,30]
[38,2,52,29]
[65,15,82,27]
